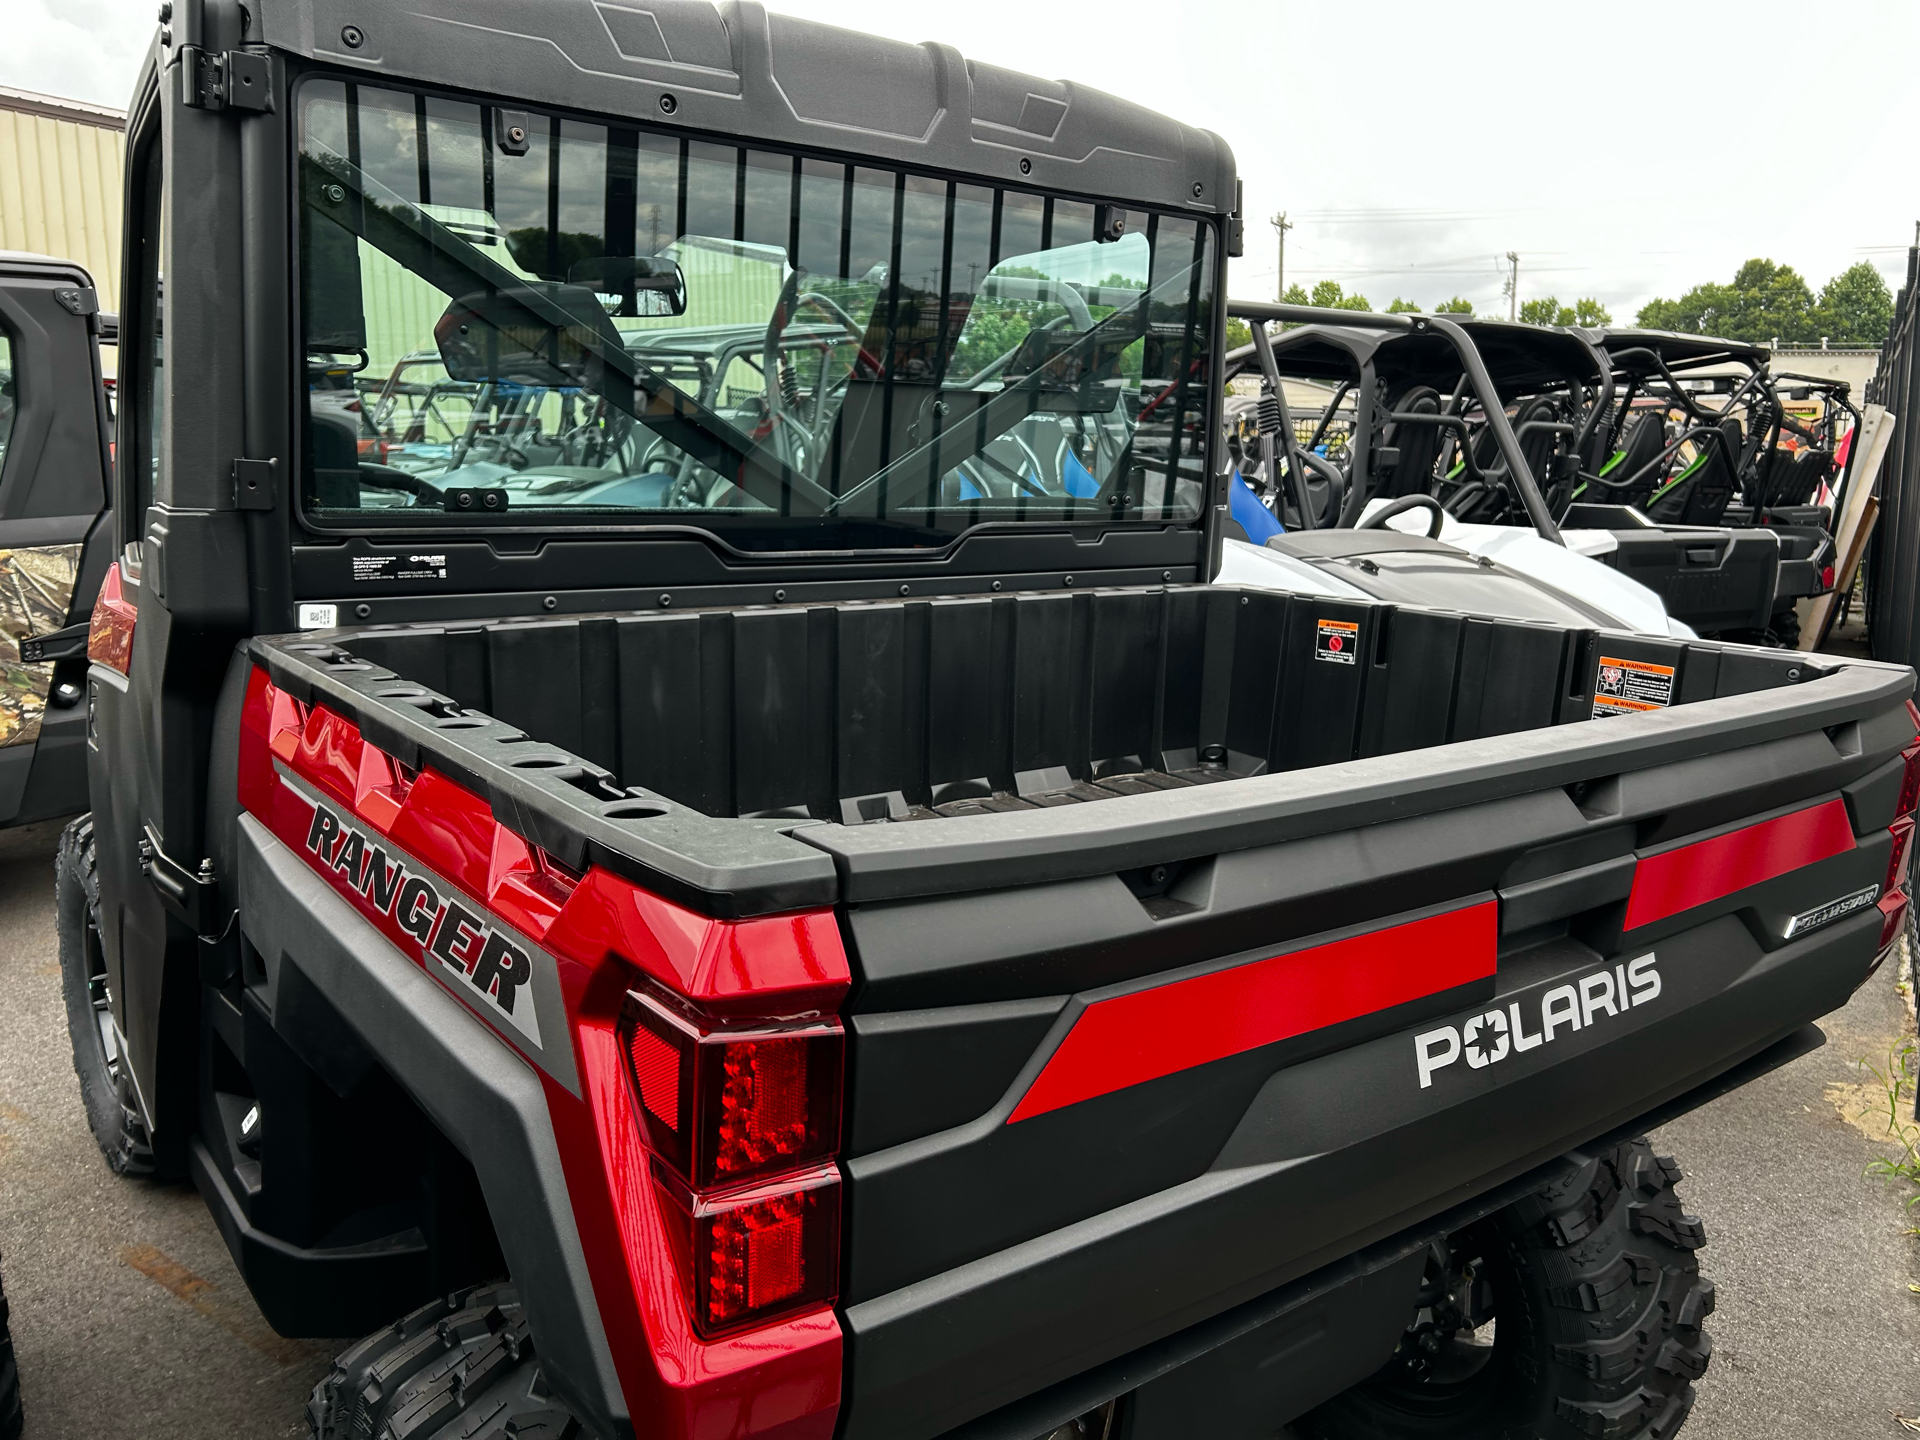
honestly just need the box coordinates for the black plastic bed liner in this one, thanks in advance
[249,581,1907,920]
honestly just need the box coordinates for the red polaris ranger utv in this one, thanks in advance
[61,3,1918,1438]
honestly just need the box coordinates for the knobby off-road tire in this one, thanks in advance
[0,1250,23,1440]
[56,816,155,1176]
[308,1284,584,1440]
[1303,1136,1713,1440]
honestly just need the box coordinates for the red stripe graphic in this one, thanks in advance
[1008,900,1497,1123]
[1624,798,1855,931]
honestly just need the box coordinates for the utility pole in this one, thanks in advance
[1504,251,1519,321]
[1271,212,1292,301]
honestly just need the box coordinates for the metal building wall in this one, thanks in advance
[0,89,127,314]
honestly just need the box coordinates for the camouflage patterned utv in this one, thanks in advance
[0,251,115,828]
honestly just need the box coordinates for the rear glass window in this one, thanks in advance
[295,80,1216,548]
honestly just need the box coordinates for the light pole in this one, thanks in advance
[1271,212,1293,302]
[1504,251,1519,321]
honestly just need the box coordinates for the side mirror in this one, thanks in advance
[567,256,687,318]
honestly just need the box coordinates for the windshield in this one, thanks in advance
[296,80,1216,546]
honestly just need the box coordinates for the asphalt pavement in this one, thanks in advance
[1,817,1917,1437]
[0,820,335,1439]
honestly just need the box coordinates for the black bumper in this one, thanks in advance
[837,907,1879,1440]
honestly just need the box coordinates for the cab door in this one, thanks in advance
[0,252,115,826]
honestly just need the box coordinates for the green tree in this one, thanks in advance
[1225,317,1253,350]
[1636,258,1817,343]
[1307,279,1372,312]
[1519,296,1577,326]
[1815,261,1893,346]
[1573,297,1612,327]
[1385,297,1419,314]
[1432,296,1474,315]
[1281,282,1311,306]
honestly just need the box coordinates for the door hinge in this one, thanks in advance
[139,824,225,939]
[53,286,98,317]
[233,457,279,511]
[179,46,273,114]
[20,621,90,664]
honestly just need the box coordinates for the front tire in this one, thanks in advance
[56,816,155,1177]
[308,1284,582,1440]
[1302,1136,1712,1440]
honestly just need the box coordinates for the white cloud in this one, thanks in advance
[6,0,1915,322]
[4,0,154,114]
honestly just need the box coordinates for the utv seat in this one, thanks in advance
[1377,384,1445,500]
[1587,409,1668,509]
[1760,446,1833,509]
[1646,418,1742,526]
[1511,395,1568,514]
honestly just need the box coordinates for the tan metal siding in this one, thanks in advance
[0,108,126,312]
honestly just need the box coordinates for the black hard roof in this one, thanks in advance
[1236,318,1602,398]
[252,0,1237,216]
[1587,327,1770,372]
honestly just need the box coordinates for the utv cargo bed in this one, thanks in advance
[239,581,1914,1439]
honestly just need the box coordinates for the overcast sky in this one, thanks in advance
[9,0,1917,322]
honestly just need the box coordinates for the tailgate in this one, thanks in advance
[824,665,1914,1440]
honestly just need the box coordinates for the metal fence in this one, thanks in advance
[1865,244,1920,668]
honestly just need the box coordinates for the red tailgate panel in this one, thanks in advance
[1010,900,1498,1123]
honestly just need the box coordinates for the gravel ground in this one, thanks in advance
[1,816,1917,1437]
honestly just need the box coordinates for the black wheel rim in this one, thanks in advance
[82,901,125,1085]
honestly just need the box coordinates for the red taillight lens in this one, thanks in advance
[87,560,137,675]
[656,1163,841,1337]
[1879,889,1909,952]
[621,989,843,1190]
[1820,564,1835,591]
[1899,738,1920,821]
[1889,817,1916,897]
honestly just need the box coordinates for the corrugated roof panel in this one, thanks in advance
[0,107,126,313]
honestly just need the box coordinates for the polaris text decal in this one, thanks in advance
[1414,956,1661,1088]
[301,798,543,1047]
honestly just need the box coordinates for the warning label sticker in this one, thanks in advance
[1316,618,1359,665]
[351,553,449,583]
[1593,656,1676,716]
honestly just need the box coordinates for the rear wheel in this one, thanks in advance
[0,1250,23,1440]
[307,1283,582,1440]
[1301,1136,1712,1440]
[1768,603,1802,649]
[56,817,155,1177]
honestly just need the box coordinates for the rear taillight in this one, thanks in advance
[1880,890,1910,951]
[622,989,842,1189]
[1820,564,1836,591]
[1899,726,1920,820]
[655,1163,841,1336]
[87,561,137,675]
[1887,816,1915,896]
[621,987,844,1337]
[1876,708,1920,958]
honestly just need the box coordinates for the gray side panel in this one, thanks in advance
[235,815,630,1439]
[254,0,1236,213]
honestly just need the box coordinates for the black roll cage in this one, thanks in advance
[1225,303,1566,543]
